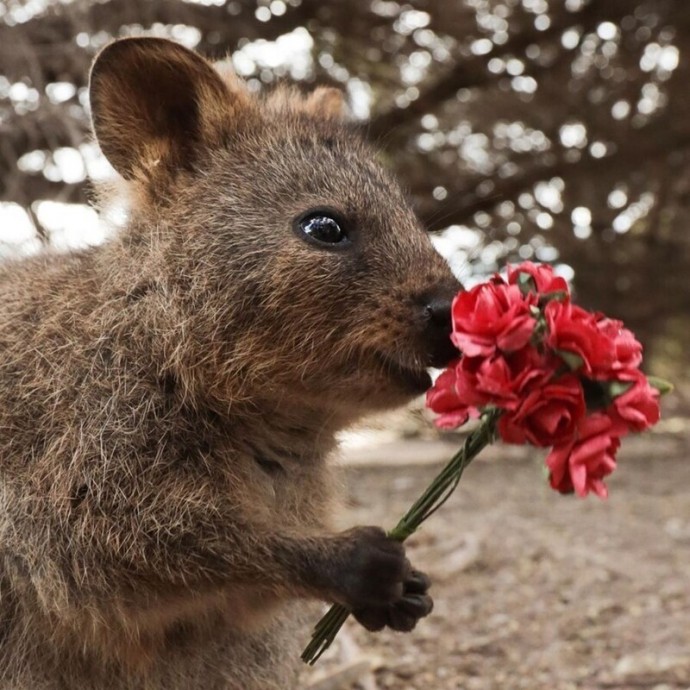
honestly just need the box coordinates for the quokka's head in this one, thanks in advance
[90,37,460,417]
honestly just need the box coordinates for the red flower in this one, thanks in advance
[507,261,570,296]
[451,281,536,357]
[472,346,557,411]
[546,413,621,498]
[426,347,556,429]
[544,301,614,375]
[597,318,643,373]
[545,302,646,379]
[609,370,660,432]
[426,365,479,430]
[498,374,586,447]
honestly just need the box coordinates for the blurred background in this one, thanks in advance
[1,0,689,384]
[1,1,689,688]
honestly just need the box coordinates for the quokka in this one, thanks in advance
[0,37,460,689]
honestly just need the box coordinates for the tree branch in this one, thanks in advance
[367,0,633,142]
[0,106,89,201]
[0,0,321,86]
[417,130,690,232]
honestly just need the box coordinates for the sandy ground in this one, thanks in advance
[302,422,690,690]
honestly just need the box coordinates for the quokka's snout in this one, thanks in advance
[421,287,460,369]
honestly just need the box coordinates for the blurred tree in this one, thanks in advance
[1,0,688,374]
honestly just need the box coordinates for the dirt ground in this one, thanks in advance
[302,420,690,690]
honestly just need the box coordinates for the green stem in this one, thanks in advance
[301,409,500,665]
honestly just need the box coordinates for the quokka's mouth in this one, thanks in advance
[427,333,461,370]
[374,352,432,394]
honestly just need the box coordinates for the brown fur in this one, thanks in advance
[0,38,459,689]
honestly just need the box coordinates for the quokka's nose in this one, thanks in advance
[424,296,453,333]
[423,289,460,368]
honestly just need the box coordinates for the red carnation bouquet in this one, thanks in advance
[302,262,671,664]
[428,261,665,498]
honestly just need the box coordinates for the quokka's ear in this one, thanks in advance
[303,87,347,120]
[89,37,249,180]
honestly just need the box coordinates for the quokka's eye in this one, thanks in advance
[294,209,349,248]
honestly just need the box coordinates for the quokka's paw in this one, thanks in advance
[351,569,433,632]
[333,526,433,632]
